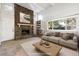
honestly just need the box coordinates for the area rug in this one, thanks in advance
[21,37,78,56]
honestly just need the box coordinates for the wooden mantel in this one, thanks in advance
[17,23,33,27]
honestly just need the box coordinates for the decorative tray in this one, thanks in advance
[42,44,51,48]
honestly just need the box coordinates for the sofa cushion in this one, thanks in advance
[41,36,61,44]
[59,39,77,49]
[48,36,61,44]
[41,36,49,40]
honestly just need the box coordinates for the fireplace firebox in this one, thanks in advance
[22,29,30,35]
[20,25,31,36]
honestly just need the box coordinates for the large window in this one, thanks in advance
[48,17,77,30]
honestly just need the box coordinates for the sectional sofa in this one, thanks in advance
[41,32,78,49]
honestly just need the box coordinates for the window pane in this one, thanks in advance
[48,21,53,30]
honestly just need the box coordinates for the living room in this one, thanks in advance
[0,3,79,56]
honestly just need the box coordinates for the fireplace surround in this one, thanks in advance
[14,4,33,39]
[21,25,30,36]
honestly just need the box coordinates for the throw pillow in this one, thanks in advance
[62,33,71,40]
[73,36,77,42]
[54,32,60,37]
[62,33,68,40]
[45,32,53,36]
[60,33,63,37]
[67,33,74,39]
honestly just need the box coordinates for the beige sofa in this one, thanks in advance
[42,32,78,49]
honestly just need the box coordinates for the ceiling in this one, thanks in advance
[17,3,54,13]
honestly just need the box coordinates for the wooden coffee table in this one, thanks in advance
[33,41,62,56]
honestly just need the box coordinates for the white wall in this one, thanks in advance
[39,3,79,33]
[0,4,2,44]
[1,3,14,42]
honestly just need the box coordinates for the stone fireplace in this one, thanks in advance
[14,4,33,39]
[15,24,33,39]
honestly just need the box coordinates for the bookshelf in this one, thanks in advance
[36,20,42,36]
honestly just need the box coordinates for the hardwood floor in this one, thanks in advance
[0,39,30,56]
[0,37,78,56]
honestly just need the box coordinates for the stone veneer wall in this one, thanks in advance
[14,4,33,39]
